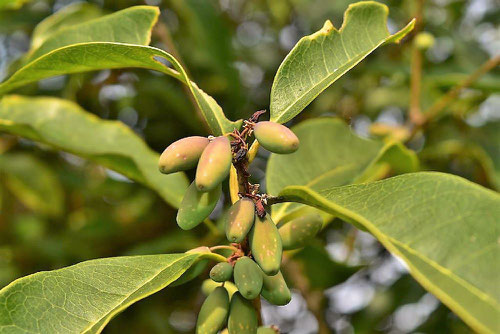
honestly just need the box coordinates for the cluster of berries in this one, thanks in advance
[159,117,323,334]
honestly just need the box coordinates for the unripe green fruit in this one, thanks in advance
[201,279,238,298]
[257,327,277,334]
[159,136,209,174]
[196,287,229,334]
[176,181,221,230]
[210,262,233,282]
[196,136,232,191]
[228,292,258,334]
[234,256,263,300]
[261,271,291,306]
[225,198,255,243]
[249,215,282,275]
[278,213,322,250]
[253,121,299,154]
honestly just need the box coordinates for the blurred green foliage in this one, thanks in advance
[0,0,498,333]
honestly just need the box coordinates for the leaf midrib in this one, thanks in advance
[280,182,499,333]
[273,163,356,221]
[272,39,385,123]
[82,254,196,333]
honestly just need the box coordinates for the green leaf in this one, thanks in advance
[0,6,240,135]
[0,95,189,208]
[0,253,206,333]
[267,118,418,221]
[26,5,158,62]
[279,172,500,333]
[0,0,30,10]
[270,1,415,123]
[30,2,104,51]
[472,121,500,189]
[0,153,64,217]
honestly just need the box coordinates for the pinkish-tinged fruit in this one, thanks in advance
[253,121,299,154]
[225,198,255,243]
[196,136,232,191]
[159,136,209,174]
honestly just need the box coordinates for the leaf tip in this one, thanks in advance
[321,20,334,33]
[385,18,416,45]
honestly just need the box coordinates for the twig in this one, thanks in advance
[229,110,267,216]
[408,0,426,126]
[422,55,500,123]
[252,297,263,326]
[209,245,238,253]
[203,218,221,236]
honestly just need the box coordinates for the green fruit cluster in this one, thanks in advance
[160,117,324,334]
[159,135,232,230]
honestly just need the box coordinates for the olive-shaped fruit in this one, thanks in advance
[196,136,232,191]
[228,292,258,334]
[225,198,255,243]
[278,213,322,250]
[201,279,238,298]
[253,121,299,154]
[261,271,291,306]
[176,181,221,230]
[159,136,209,174]
[210,262,233,282]
[196,287,229,334]
[257,327,277,334]
[249,215,282,275]
[233,256,263,300]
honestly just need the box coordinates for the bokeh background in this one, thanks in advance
[0,0,498,333]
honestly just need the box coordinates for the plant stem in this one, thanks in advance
[422,55,500,123]
[266,196,288,206]
[202,252,228,263]
[407,55,499,141]
[210,245,238,252]
[252,296,263,326]
[203,218,221,236]
[408,0,426,126]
